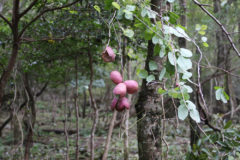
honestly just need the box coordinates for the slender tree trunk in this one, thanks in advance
[0,0,20,105]
[82,88,86,118]
[23,73,36,160]
[88,42,99,160]
[64,75,69,160]
[136,40,162,160]
[74,57,79,160]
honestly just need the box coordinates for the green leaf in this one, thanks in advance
[138,69,148,79]
[186,100,196,110]
[182,85,193,93]
[167,0,175,3]
[223,91,229,100]
[220,92,227,103]
[159,45,165,58]
[168,11,179,24]
[124,10,133,20]
[224,120,232,129]
[146,75,155,82]
[198,30,205,35]
[214,86,221,90]
[165,61,175,75]
[144,30,153,40]
[149,61,158,71]
[190,109,200,123]
[94,5,101,13]
[168,89,180,98]
[158,87,166,94]
[195,24,201,31]
[215,88,222,100]
[159,67,166,81]
[201,36,207,42]
[201,25,208,30]
[152,36,162,44]
[112,2,120,10]
[126,5,135,11]
[141,7,148,17]
[202,42,209,47]
[178,104,188,120]
[123,29,134,38]
[154,44,160,56]
[168,52,175,65]
[147,9,157,19]
[177,56,192,71]
[179,48,192,57]
[182,71,192,80]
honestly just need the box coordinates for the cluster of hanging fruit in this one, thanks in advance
[102,46,139,112]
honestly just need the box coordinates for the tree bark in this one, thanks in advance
[23,73,36,160]
[0,0,20,105]
[135,0,163,156]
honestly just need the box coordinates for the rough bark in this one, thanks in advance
[135,0,163,155]
[23,73,36,160]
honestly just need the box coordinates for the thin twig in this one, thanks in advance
[193,0,240,57]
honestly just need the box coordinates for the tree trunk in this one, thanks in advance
[135,29,162,160]
[0,0,20,105]
[74,57,79,160]
[23,73,36,160]
[82,87,86,118]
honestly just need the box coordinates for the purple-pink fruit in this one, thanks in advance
[124,80,138,94]
[111,98,118,110]
[110,71,123,84]
[118,97,130,110]
[113,83,127,97]
[102,46,116,62]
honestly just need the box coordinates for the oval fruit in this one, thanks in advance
[118,97,130,110]
[124,80,138,94]
[111,98,118,110]
[110,71,123,84]
[102,46,116,62]
[113,83,127,97]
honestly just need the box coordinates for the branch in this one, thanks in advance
[0,14,12,29]
[19,0,39,18]
[35,81,48,97]
[193,0,240,57]
[18,0,81,38]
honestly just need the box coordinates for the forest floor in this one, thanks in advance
[0,101,191,160]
